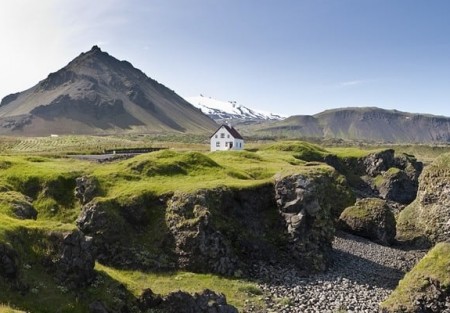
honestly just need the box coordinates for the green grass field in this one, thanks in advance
[0,135,448,312]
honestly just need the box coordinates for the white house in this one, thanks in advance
[210,124,244,151]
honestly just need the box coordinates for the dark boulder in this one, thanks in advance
[377,169,418,204]
[339,198,396,245]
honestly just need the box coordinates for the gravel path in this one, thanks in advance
[247,232,426,313]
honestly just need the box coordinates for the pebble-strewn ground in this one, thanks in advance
[246,232,426,313]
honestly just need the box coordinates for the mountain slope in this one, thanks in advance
[253,107,450,143]
[0,46,217,136]
[185,95,284,123]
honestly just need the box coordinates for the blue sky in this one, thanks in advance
[1,0,450,117]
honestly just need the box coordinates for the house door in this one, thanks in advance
[228,142,233,149]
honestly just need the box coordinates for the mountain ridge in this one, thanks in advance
[0,46,218,136]
[251,106,450,143]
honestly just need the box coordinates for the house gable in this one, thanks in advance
[210,124,244,151]
[210,125,243,140]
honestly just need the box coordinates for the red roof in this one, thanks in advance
[210,124,244,139]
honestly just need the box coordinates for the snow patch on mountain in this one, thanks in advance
[185,95,285,122]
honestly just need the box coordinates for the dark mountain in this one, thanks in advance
[0,46,218,135]
[252,107,450,143]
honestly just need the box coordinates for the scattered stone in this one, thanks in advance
[138,288,238,313]
[253,232,425,313]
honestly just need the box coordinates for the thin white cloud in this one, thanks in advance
[337,80,365,88]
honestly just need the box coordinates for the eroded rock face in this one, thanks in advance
[362,149,396,176]
[166,191,239,275]
[339,198,396,245]
[137,288,238,313]
[75,176,99,205]
[275,172,354,271]
[49,230,96,288]
[76,173,353,275]
[0,243,19,280]
[326,149,422,204]
[76,200,127,265]
[397,153,450,245]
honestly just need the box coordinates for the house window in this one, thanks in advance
[215,135,218,138]
[225,142,228,147]
[216,142,220,147]
[227,134,230,138]
[220,133,225,138]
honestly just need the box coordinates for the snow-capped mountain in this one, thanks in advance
[185,95,285,123]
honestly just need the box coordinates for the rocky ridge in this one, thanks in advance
[253,107,450,143]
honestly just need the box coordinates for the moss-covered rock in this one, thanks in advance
[376,168,419,204]
[381,242,450,313]
[397,153,450,245]
[324,149,422,204]
[339,198,396,245]
[0,191,37,220]
[166,190,240,275]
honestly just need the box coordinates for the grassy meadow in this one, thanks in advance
[0,134,449,312]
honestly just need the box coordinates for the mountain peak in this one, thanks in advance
[91,45,102,52]
[0,48,217,135]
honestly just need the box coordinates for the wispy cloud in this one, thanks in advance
[337,80,365,88]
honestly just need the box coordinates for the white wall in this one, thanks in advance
[210,126,244,151]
